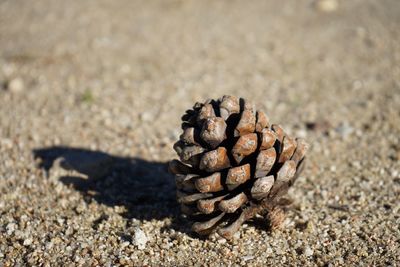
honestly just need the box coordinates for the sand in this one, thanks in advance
[0,0,399,266]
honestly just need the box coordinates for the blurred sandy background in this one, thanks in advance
[1,0,399,266]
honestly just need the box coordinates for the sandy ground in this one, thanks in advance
[1,0,400,266]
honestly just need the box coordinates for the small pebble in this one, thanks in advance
[139,112,154,122]
[133,228,148,250]
[7,77,24,93]
[304,246,314,257]
[336,122,354,138]
[6,222,17,235]
[121,241,130,248]
[242,255,254,261]
[315,0,338,13]
[1,138,13,149]
[23,238,33,246]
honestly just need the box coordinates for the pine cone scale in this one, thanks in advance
[194,172,223,193]
[251,175,275,200]
[199,147,231,172]
[278,136,297,163]
[231,133,258,164]
[234,109,256,137]
[197,195,227,214]
[225,164,251,190]
[255,148,276,178]
[218,192,248,213]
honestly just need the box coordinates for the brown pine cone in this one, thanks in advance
[169,96,308,239]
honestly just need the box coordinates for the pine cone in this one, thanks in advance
[169,96,308,239]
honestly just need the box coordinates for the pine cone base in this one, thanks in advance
[169,96,308,239]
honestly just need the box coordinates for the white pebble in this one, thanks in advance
[0,138,13,150]
[296,129,308,139]
[336,122,354,138]
[6,222,17,235]
[121,241,130,248]
[304,246,314,257]
[232,231,241,240]
[23,238,33,246]
[133,228,148,250]
[139,112,154,122]
[217,238,227,244]
[352,80,363,90]
[7,77,24,93]
[242,255,254,261]
[315,0,338,13]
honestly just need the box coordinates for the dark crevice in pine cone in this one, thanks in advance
[169,95,309,239]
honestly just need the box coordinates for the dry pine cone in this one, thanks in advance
[169,96,308,239]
